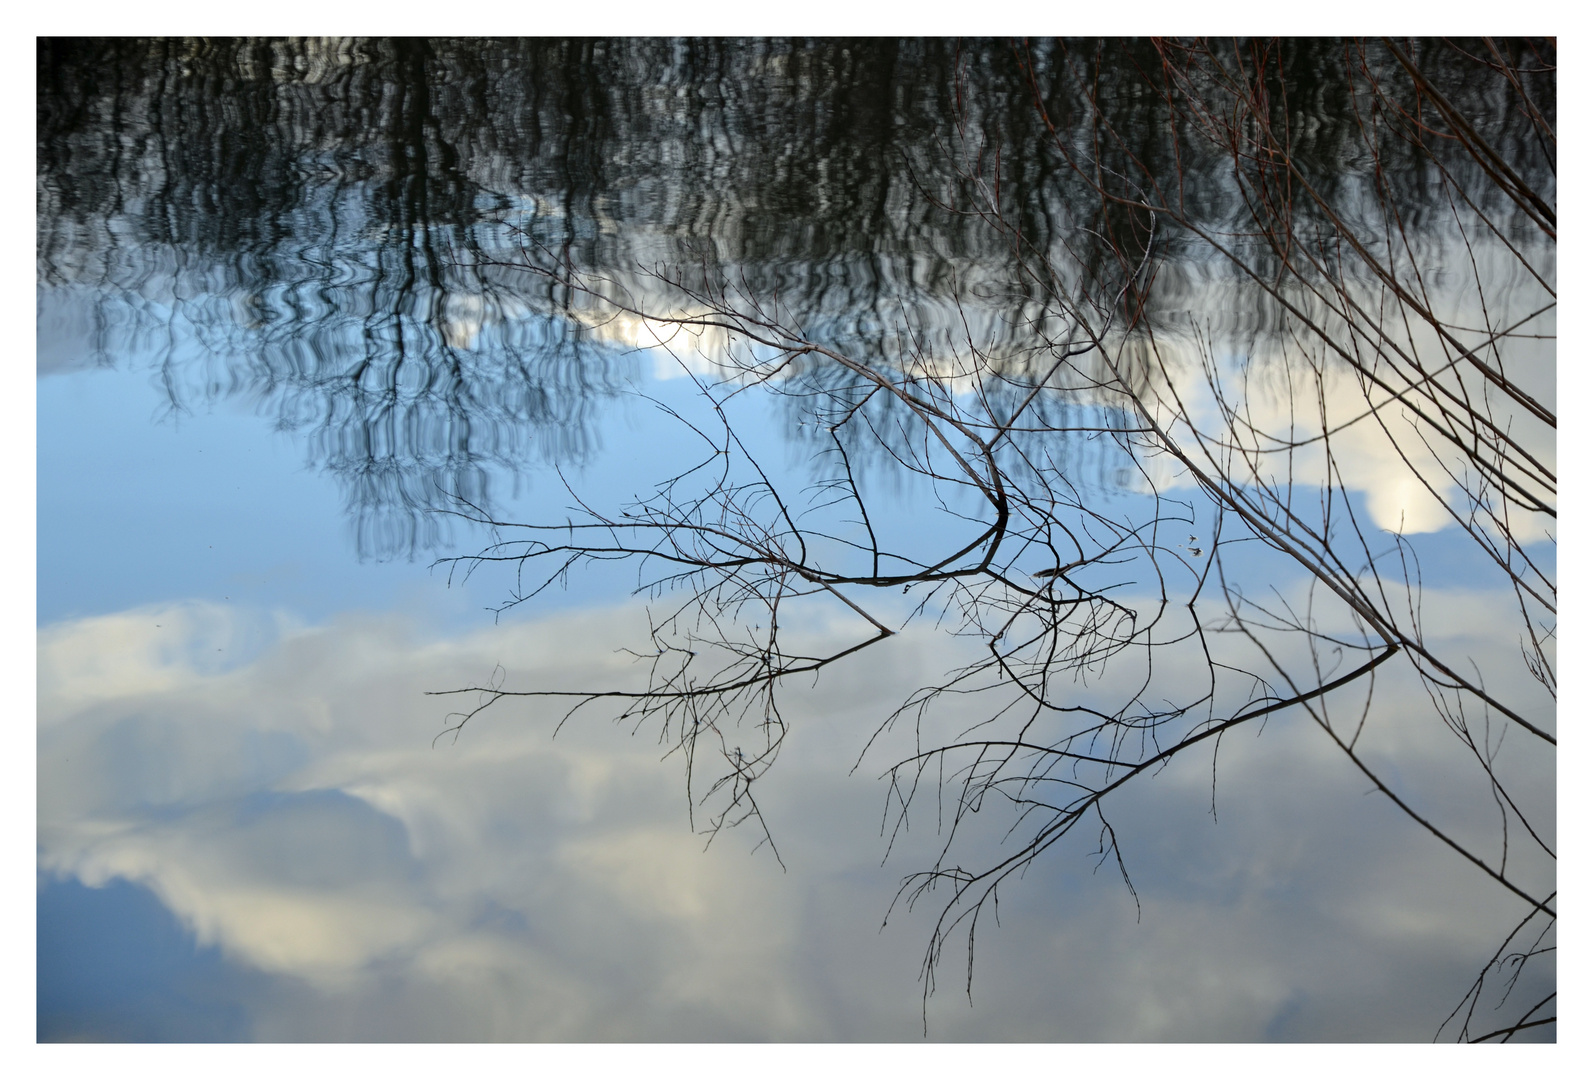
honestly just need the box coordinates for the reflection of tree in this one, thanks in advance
[41,39,1552,558]
[433,38,1554,1041]
[38,39,629,557]
[40,36,1556,1038]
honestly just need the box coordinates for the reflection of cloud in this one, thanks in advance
[1141,345,1467,536]
[563,302,738,381]
[1129,271,1555,537]
[37,597,1552,1040]
[440,291,532,350]
[548,259,1553,540]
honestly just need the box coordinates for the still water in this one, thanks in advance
[38,39,1554,1041]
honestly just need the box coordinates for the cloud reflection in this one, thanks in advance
[37,597,1550,1040]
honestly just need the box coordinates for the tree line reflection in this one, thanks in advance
[37,38,1553,557]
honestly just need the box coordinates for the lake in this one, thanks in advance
[37,37,1555,1043]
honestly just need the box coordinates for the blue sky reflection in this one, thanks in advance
[35,36,1558,1045]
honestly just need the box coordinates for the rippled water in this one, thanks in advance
[37,38,1555,1043]
[40,39,1554,554]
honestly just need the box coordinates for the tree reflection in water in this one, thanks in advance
[38,37,1554,1040]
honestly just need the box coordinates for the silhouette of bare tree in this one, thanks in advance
[432,38,1554,1040]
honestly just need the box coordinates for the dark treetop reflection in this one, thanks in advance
[38,38,1553,557]
[38,38,1554,1041]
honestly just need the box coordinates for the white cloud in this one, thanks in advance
[554,261,1554,542]
[37,593,1552,1040]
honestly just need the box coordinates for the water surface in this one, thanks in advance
[38,38,1554,1042]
